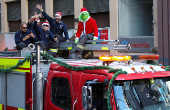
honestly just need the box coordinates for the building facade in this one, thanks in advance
[0,0,165,64]
[0,0,114,50]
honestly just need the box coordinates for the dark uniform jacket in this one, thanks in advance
[34,21,54,44]
[41,11,69,40]
[14,30,36,45]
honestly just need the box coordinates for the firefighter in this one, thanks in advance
[75,7,98,59]
[36,4,70,53]
[34,16,57,57]
[14,22,36,50]
[27,12,41,38]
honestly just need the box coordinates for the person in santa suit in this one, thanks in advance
[75,7,98,59]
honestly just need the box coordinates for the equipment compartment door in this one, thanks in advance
[0,72,5,110]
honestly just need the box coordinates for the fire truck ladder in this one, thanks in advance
[59,39,131,53]
[0,39,131,57]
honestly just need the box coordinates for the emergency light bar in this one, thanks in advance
[99,55,159,62]
[135,55,159,60]
[99,55,131,61]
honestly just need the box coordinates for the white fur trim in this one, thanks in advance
[75,37,79,40]
[83,22,86,34]
[93,37,98,39]
[37,20,40,22]
[55,14,61,18]
[80,11,88,15]
[86,16,90,22]
[42,23,49,26]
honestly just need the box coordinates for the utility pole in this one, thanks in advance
[33,42,43,110]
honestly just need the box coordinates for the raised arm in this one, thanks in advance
[36,4,54,23]
[33,14,41,42]
[28,12,39,25]
[28,16,35,24]
[27,12,39,32]
[33,21,40,35]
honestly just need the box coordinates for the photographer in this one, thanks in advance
[14,22,36,50]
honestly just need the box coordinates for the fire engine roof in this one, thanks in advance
[64,59,165,73]
[50,59,170,80]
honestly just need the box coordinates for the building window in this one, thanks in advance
[83,0,109,13]
[118,0,153,37]
[7,1,21,32]
[53,0,74,16]
[51,77,71,110]
[83,0,109,28]
[53,0,74,29]
[28,0,45,19]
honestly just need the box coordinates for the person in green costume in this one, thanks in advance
[74,7,98,59]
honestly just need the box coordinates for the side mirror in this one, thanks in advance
[82,86,92,109]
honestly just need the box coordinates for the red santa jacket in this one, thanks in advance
[76,17,98,38]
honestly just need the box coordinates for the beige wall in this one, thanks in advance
[74,0,83,29]
[153,0,158,47]
[109,0,119,55]
[45,0,53,17]
[1,1,8,33]
[109,0,118,40]
[1,0,8,51]
[0,34,6,51]
[4,0,16,2]
[21,0,28,23]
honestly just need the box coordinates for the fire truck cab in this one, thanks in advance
[0,48,170,110]
[43,58,170,110]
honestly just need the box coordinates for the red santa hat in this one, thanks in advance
[42,22,49,26]
[80,7,88,14]
[33,18,40,22]
[55,12,62,18]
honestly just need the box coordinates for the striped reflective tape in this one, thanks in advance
[76,44,84,49]
[102,47,108,50]
[84,51,92,58]
[68,47,72,50]
[0,104,25,110]
[18,108,25,110]
[50,49,58,52]
[0,58,30,72]
[0,104,2,110]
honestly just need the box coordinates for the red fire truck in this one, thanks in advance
[1,53,170,110]
[0,43,170,110]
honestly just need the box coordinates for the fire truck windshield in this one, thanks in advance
[113,78,170,110]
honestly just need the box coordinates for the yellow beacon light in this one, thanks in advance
[99,55,131,61]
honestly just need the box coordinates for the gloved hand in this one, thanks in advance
[92,37,97,44]
[75,37,79,44]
